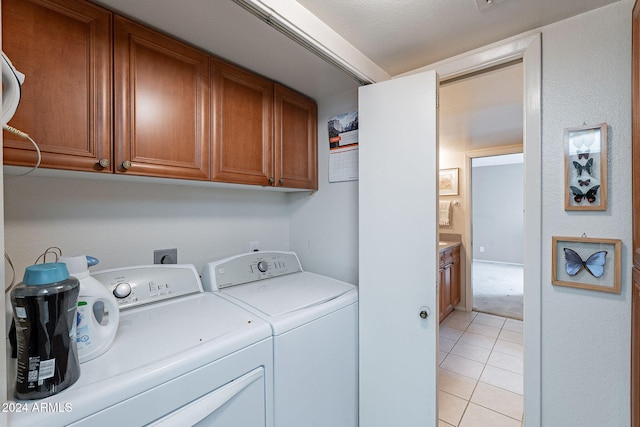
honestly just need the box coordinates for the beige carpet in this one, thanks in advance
[472,260,523,320]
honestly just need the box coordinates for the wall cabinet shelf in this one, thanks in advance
[439,244,461,322]
[2,0,317,191]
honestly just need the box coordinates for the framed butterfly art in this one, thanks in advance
[552,236,621,293]
[563,123,608,211]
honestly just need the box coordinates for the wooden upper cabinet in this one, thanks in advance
[114,16,210,180]
[212,59,273,186]
[2,0,113,172]
[274,84,318,190]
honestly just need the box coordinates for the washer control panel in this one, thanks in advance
[202,251,302,290]
[93,264,203,310]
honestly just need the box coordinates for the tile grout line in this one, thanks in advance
[439,312,524,426]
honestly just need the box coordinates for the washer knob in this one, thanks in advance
[113,282,132,299]
[257,261,269,273]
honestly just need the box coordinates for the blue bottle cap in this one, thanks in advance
[23,262,70,285]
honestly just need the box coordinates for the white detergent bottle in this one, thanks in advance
[59,255,120,363]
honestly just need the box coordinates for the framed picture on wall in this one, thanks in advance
[564,123,608,211]
[439,168,459,196]
[551,235,621,293]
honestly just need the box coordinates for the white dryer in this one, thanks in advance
[201,251,358,427]
[6,265,273,427]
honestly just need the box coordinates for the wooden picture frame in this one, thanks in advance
[552,236,621,293]
[564,123,608,211]
[439,168,459,196]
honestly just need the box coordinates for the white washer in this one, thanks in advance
[201,251,358,427]
[6,264,273,427]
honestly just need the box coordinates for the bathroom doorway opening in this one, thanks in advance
[470,153,524,320]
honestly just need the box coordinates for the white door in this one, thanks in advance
[359,70,439,426]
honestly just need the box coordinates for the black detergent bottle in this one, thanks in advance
[10,262,81,399]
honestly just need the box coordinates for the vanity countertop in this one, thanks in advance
[438,241,461,252]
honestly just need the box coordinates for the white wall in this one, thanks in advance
[540,1,632,424]
[472,162,524,263]
[3,176,290,277]
[288,89,359,285]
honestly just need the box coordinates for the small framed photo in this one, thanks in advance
[552,236,621,293]
[564,123,607,211]
[439,168,459,196]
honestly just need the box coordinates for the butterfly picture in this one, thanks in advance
[576,149,590,159]
[563,248,607,278]
[569,185,599,203]
[578,179,591,186]
[573,158,593,176]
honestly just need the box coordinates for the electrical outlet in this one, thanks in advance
[154,248,177,264]
[249,241,260,252]
[479,246,485,253]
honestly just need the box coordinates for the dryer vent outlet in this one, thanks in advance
[154,248,177,264]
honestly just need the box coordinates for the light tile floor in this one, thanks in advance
[438,310,524,427]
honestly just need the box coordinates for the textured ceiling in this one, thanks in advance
[296,0,620,75]
[93,0,620,99]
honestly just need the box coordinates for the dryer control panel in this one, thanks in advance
[93,264,203,310]
[202,251,302,290]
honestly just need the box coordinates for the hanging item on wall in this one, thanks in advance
[328,110,358,183]
[439,168,459,196]
[564,123,608,211]
[551,235,621,293]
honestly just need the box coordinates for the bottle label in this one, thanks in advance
[15,306,27,319]
[76,302,92,350]
[38,358,55,381]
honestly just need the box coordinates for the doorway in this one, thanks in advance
[358,32,541,426]
[471,153,524,321]
[437,61,526,425]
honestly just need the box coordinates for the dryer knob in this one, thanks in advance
[257,261,269,273]
[113,282,132,299]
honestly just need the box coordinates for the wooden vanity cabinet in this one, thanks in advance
[633,269,640,427]
[439,244,461,322]
[2,0,113,172]
[114,16,211,180]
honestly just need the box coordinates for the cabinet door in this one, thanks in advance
[212,59,273,186]
[114,16,210,180]
[451,247,461,307]
[439,267,446,322]
[274,84,318,190]
[2,0,112,172]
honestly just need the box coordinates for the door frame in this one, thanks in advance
[400,32,542,425]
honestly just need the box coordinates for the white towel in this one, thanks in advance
[439,200,451,226]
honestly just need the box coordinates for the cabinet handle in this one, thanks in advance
[279,178,285,185]
[268,177,275,185]
[121,160,132,170]
[98,158,110,168]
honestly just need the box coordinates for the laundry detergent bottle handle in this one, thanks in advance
[60,256,120,363]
